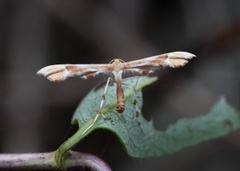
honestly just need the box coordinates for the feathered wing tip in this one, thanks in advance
[37,65,68,82]
[165,51,196,68]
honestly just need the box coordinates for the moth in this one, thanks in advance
[37,51,196,115]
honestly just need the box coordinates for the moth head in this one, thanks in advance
[109,59,125,72]
[109,58,125,64]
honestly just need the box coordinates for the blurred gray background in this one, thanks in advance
[0,0,240,170]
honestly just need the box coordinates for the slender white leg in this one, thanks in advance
[97,77,112,116]
[122,76,141,118]
[132,76,141,118]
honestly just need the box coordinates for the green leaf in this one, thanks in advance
[56,76,240,164]
[55,76,158,164]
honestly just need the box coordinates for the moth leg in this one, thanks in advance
[97,77,112,118]
[122,76,141,118]
[132,76,141,118]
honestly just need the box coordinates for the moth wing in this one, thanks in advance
[37,64,111,82]
[123,51,196,75]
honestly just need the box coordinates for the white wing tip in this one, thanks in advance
[37,67,48,76]
[36,65,67,82]
[168,51,196,59]
[37,68,44,75]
